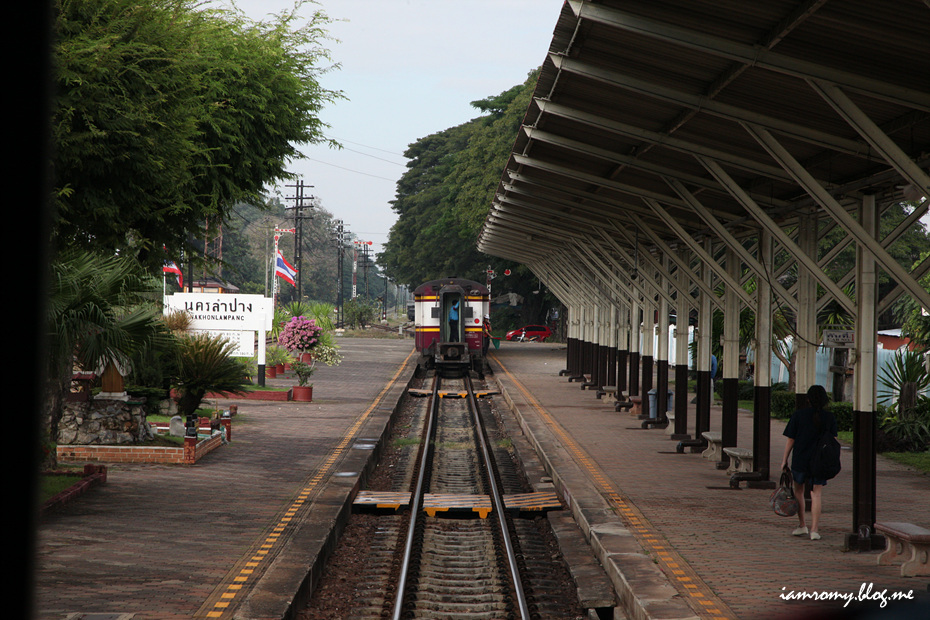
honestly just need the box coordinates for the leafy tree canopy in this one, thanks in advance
[51,0,343,270]
[379,70,539,288]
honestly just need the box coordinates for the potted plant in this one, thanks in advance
[265,345,292,377]
[290,360,315,401]
[278,315,323,364]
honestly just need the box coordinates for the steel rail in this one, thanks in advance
[465,374,531,619]
[390,374,439,620]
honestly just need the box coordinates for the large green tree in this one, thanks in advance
[379,71,539,287]
[378,70,559,329]
[51,0,343,269]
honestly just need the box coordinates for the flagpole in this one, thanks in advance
[273,227,296,307]
[272,234,279,307]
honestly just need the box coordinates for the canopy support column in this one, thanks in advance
[718,247,741,469]
[848,193,884,552]
[672,246,692,440]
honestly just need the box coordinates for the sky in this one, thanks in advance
[227,0,565,257]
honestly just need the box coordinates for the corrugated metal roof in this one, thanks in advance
[479,0,930,282]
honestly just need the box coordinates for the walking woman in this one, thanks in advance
[779,384,837,541]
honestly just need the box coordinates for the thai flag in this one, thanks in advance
[275,250,298,286]
[162,260,183,289]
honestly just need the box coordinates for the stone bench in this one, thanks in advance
[628,395,643,416]
[665,411,676,436]
[595,386,616,400]
[615,398,634,412]
[722,447,753,475]
[875,521,930,577]
[701,431,723,461]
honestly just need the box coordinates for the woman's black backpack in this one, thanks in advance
[809,416,842,480]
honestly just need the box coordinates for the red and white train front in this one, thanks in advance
[413,278,489,375]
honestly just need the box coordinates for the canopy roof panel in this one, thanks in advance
[480,0,930,267]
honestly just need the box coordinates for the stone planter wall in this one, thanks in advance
[57,398,153,445]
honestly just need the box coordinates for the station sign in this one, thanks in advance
[191,329,256,358]
[822,328,856,348]
[164,293,273,332]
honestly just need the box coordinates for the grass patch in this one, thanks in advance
[837,432,928,473]
[393,437,421,448]
[39,472,83,504]
[881,450,930,473]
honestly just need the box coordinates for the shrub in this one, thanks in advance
[879,399,930,452]
[171,333,251,418]
[343,298,377,329]
[830,401,855,433]
[737,380,755,401]
[278,315,323,353]
[771,391,797,419]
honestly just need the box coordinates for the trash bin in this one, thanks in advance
[648,389,674,419]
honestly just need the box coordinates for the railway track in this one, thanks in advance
[301,372,586,620]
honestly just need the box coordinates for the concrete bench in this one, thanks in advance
[701,432,723,461]
[722,447,753,475]
[875,521,930,577]
[595,386,616,400]
[665,411,676,436]
[615,399,634,412]
[628,395,643,416]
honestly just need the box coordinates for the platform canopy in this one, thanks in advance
[478,0,930,322]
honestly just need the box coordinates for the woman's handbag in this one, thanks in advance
[769,466,799,517]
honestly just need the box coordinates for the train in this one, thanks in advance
[413,277,489,376]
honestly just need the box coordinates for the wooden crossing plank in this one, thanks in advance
[407,388,500,399]
[503,491,563,512]
[422,493,492,518]
[353,491,412,511]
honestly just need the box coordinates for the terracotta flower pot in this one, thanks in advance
[292,385,313,402]
[265,365,277,378]
[300,352,313,364]
[276,363,285,374]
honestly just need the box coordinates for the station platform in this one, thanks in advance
[31,338,930,620]
[488,343,930,620]
[32,338,418,620]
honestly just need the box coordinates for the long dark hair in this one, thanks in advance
[807,384,829,429]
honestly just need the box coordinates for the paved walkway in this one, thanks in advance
[32,338,417,620]
[488,342,930,620]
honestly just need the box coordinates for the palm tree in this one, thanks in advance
[44,251,165,463]
[171,333,252,420]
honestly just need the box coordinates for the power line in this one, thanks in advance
[325,135,406,158]
[304,157,399,182]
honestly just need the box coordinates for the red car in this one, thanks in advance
[505,325,552,341]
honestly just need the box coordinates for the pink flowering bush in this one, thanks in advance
[278,316,323,353]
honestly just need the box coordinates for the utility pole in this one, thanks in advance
[284,179,315,299]
[333,220,346,327]
[353,240,372,300]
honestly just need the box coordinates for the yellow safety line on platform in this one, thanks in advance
[194,348,416,620]
[492,353,736,620]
